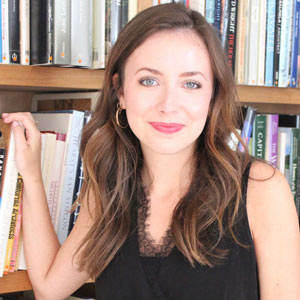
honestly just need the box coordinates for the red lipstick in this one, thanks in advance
[149,122,185,134]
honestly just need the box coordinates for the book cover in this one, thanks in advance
[265,0,277,86]
[71,0,93,68]
[0,120,18,277]
[53,0,71,65]
[273,0,283,86]
[278,0,294,87]
[20,0,30,65]
[290,0,300,88]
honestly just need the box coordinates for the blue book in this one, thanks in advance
[213,0,222,34]
[290,0,300,87]
[206,0,215,24]
[265,0,277,86]
[278,0,294,87]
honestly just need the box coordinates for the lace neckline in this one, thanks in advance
[137,188,175,257]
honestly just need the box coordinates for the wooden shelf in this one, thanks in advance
[0,65,104,92]
[0,271,32,293]
[237,85,300,105]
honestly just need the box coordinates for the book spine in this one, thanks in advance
[46,0,53,63]
[0,148,6,191]
[93,0,106,69]
[71,0,93,67]
[56,111,84,244]
[269,114,279,167]
[205,0,215,24]
[290,128,300,209]
[257,0,267,86]
[4,174,22,273]
[30,0,48,64]
[20,0,30,65]
[235,0,248,84]
[128,0,137,21]
[296,134,300,218]
[290,0,300,88]
[8,0,20,64]
[53,0,71,65]
[213,0,221,33]
[247,0,260,85]
[122,0,129,28]
[0,0,2,63]
[9,190,22,273]
[110,0,122,45]
[253,114,266,159]
[265,0,277,86]
[273,0,283,86]
[189,0,205,16]
[2,0,9,63]
[0,131,18,276]
[278,0,294,87]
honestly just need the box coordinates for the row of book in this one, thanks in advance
[0,0,138,68]
[0,92,99,277]
[240,107,300,220]
[157,0,300,88]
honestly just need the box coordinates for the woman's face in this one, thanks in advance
[119,29,214,157]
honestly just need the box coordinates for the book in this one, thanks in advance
[205,0,215,25]
[0,0,2,63]
[0,120,18,277]
[71,0,93,68]
[31,92,100,112]
[128,0,137,21]
[92,0,105,69]
[265,114,279,167]
[20,0,30,65]
[53,0,71,65]
[2,0,9,64]
[8,0,20,64]
[290,0,300,88]
[277,128,287,174]
[252,114,267,159]
[264,0,277,86]
[32,111,85,245]
[189,0,205,16]
[238,106,256,152]
[278,0,294,87]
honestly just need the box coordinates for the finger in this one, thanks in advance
[2,112,39,134]
[11,121,28,151]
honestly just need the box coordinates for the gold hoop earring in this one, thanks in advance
[116,103,128,129]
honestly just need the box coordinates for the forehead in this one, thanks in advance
[124,29,213,77]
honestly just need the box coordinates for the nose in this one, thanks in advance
[156,86,179,114]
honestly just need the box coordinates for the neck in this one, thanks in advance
[141,148,194,199]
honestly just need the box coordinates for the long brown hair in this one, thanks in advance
[75,3,252,279]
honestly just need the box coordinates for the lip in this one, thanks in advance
[149,122,185,134]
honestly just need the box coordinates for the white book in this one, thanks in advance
[247,0,260,85]
[92,0,105,69]
[1,0,9,64]
[0,123,18,276]
[71,0,93,67]
[189,0,205,16]
[128,0,138,20]
[20,0,30,65]
[257,0,267,86]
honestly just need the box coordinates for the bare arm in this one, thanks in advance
[3,113,94,300]
[247,161,300,300]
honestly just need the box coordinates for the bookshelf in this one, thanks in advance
[0,65,299,294]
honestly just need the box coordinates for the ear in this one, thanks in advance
[112,73,126,108]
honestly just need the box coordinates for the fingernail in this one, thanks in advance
[12,121,19,127]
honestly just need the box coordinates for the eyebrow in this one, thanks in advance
[135,67,207,80]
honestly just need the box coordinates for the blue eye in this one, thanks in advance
[184,81,201,89]
[139,77,158,87]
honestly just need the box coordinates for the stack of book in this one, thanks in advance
[0,0,138,68]
[158,0,300,88]
[0,92,99,277]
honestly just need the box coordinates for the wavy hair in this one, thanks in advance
[74,3,252,279]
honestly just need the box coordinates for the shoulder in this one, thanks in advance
[246,160,296,240]
[245,160,300,299]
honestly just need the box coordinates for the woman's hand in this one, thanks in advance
[2,112,42,181]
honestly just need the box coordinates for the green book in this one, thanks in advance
[253,114,267,159]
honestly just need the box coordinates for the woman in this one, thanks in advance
[3,3,300,300]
